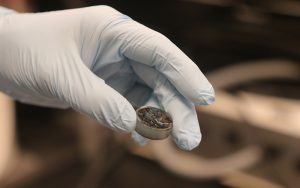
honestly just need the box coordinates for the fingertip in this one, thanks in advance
[194,84,215,105]
[173,132,202,151]
[90,87,137,133]
[203,94,215,105]
[204,84,215,104]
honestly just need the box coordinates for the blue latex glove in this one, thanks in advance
[0,6,214,150]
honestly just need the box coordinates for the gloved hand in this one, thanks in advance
[0,6,214,150]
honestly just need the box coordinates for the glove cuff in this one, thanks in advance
[0,6,17,16]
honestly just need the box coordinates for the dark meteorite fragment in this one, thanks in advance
[135,106,172,140]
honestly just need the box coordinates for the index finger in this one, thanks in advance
[108,17,215,105]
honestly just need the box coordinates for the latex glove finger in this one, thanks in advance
[131,62,201,150]
[49,55,136,132]
[99,15,214,105]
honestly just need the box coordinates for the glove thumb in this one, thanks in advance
[53,57,136,132]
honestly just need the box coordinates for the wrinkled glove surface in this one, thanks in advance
[0,6,214,150]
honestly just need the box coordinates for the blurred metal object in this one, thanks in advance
[197,91,300,187]
[199,59,300,187]
[128,59,300,188]
[207,59,299,89]
[130,139,262,179]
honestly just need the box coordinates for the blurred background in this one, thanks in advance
[0,0,299,188]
